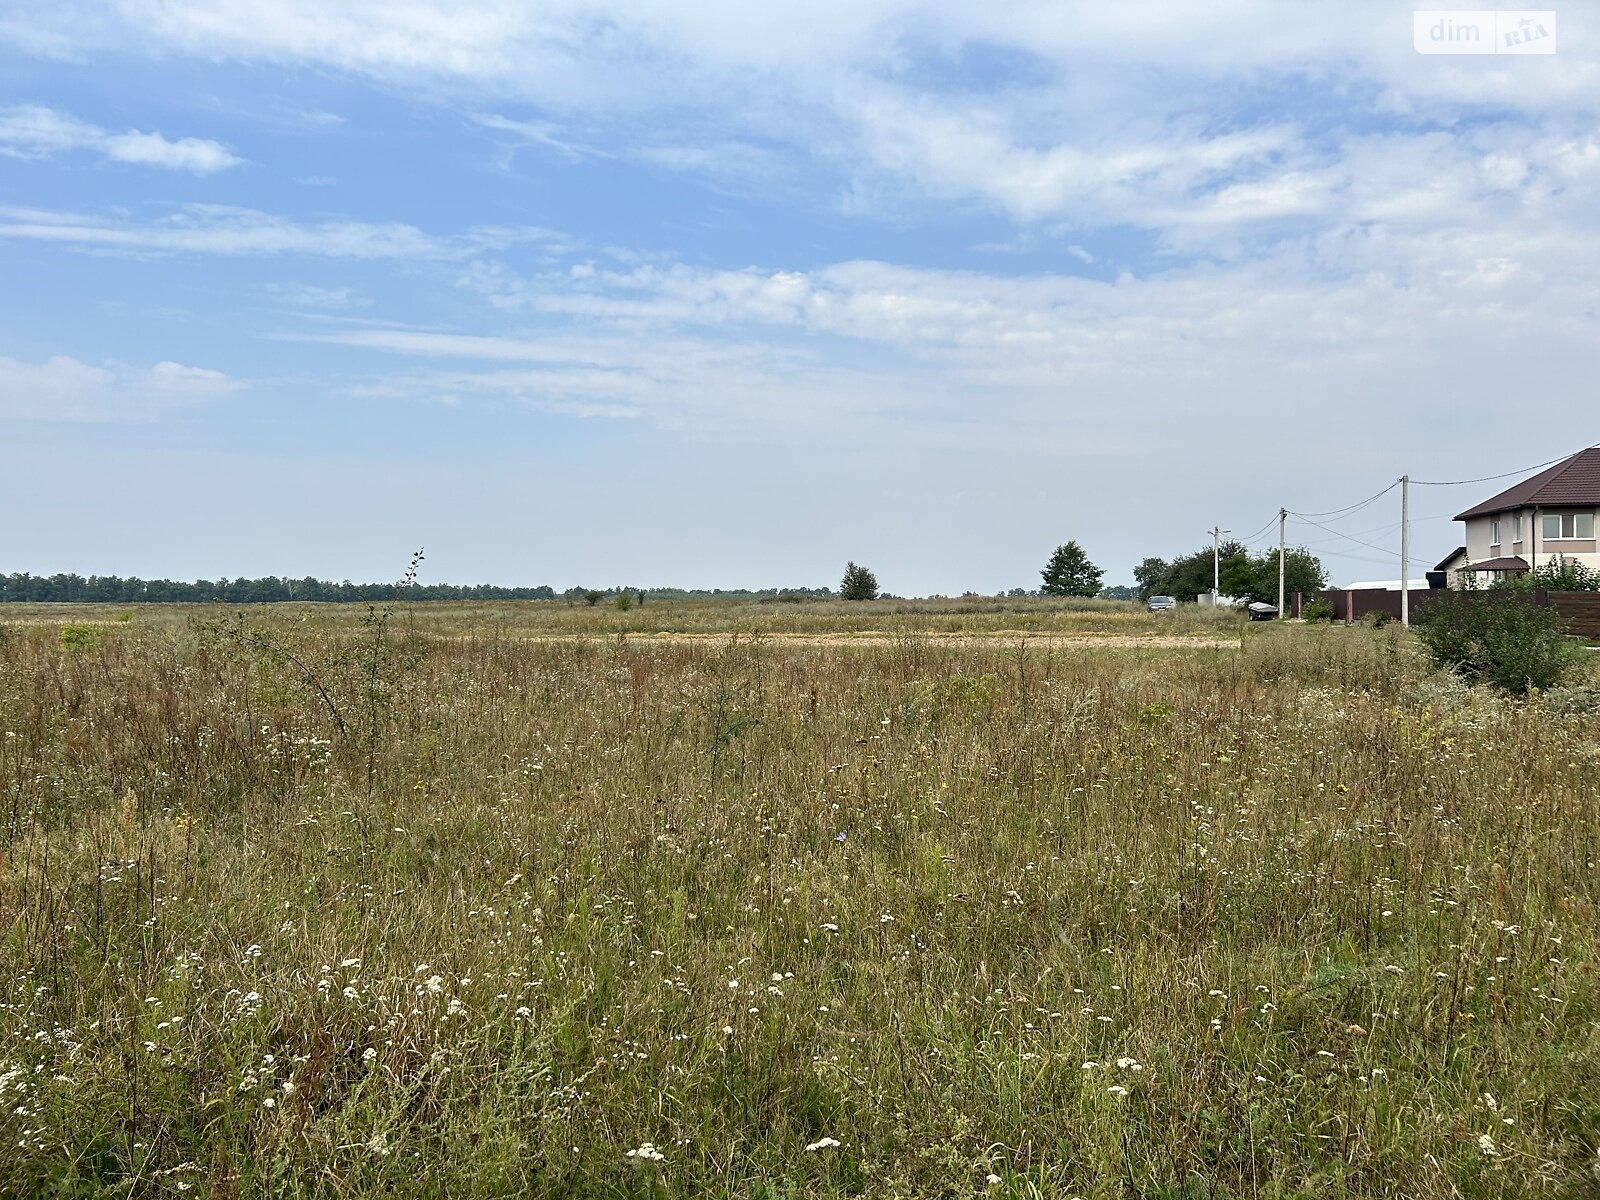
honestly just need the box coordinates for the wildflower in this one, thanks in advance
[1114,1057,1143,1071]
[625,1142,665,1162]
[362,1048,377,1063]
[424,976,444,995]
[819,923,839,933]
[1477,1133,1499,1156]
[986,1174,1002,1186]
[806,1137,842,1151]
[1107,1085,1129,1097]
[368,1131,392,1156]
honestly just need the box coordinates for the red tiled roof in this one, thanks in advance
[1455,447,1600,519]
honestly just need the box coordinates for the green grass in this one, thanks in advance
[0,605,1596,1197]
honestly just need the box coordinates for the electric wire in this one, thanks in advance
[1412,445,1594,487]
[1288,479,1400,520]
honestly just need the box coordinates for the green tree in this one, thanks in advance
[1219,547,1328,605]
[1133,557,1168,600]
[839,562,879,601]
[1040,542,1103,597]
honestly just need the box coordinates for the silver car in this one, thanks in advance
[1147,595,1176,613]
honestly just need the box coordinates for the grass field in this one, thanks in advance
[1,600,1597,1197]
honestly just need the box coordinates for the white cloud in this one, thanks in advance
[0,355,243,421]
[263,283,369,309]
[4,2,1597,232]
[0,104,241,173]
[0,204,566,259]
[286,204,1600,465]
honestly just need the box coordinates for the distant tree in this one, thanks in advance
[1133,557,1168,600]
[1140,541,1246,602]
[1098,584,1138,601]
[1040,542,1103,597]
[1219,548,1328,606]
[583,589,605,606]
[840,562,879,601]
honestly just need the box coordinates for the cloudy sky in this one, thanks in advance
[2,2,1597,593]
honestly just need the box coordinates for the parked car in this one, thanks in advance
[1147,595,1176,613]
[1246,601,1278,621]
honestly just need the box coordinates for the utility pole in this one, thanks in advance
[1210,527,1229,604]
[1277,508,1287,618]
[1400,474,1411,628]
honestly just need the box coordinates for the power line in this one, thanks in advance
[1288,478,1400,520]
[1290,513,1403,559]
[1234,514,1280,544]
[1412,445,1595,487]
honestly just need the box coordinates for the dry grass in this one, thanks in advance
[0,603,1597,1198]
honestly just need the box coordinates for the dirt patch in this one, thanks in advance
[513,631,1241,650]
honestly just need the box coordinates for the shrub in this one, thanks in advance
[1527,555,1600,592]
[1414,588,1583,693]
[1362,610,1392,629]
[613,591,634,612]
[58,624,103,653]
[1302,599,1334,623]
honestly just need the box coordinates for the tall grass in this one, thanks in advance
[0,611,1596,1197]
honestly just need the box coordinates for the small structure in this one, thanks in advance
[1430,547,1467,588]
[1454,447,1600,584]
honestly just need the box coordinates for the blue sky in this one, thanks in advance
[2,1,1597,593]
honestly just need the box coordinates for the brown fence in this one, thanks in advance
[1319,586,1600,637]
[1549,591,1600,638]
[1320,588,1445,623]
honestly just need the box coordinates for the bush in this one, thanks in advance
[1414,588,1583,693]
[1362,610,1391,629]
[1527,555,1600,592]
[59,624,103,653]
[1303,599,1334,623]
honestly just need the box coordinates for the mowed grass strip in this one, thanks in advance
[0,610,1596,1198]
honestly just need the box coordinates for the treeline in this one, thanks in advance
[0,574,559,604]
[0,574,842,604]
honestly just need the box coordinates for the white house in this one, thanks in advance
[1453,446,1600,585]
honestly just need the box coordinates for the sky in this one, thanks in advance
[1,1,1597,594]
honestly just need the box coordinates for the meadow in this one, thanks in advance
[0,599,1597,1197]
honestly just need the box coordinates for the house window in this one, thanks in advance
[1513,513,1523,542]
[1490,518,1500,547]
[1541,512,1596,539]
